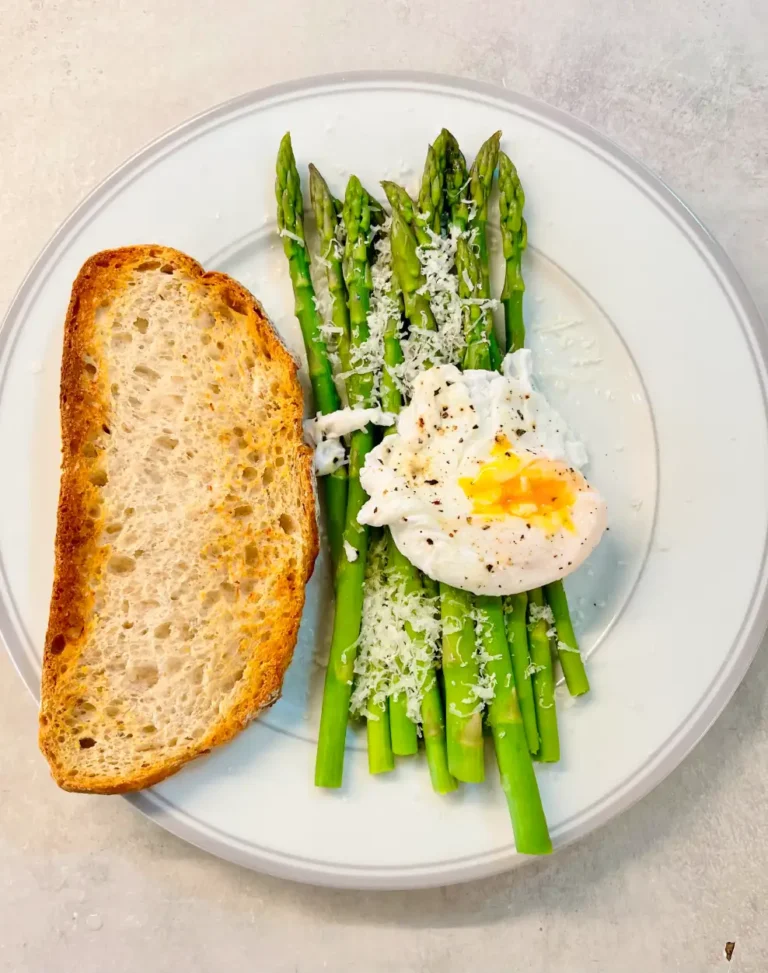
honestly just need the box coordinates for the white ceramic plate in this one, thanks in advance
[2,72,766,889]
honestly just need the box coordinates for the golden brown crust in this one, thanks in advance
[39,245,318,794]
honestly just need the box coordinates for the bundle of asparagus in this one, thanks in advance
[275,129,594,856]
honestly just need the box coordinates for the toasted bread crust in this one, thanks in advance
[40,245,318,793]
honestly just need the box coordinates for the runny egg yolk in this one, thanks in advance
[459,437,581,533]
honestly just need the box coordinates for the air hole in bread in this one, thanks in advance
[220,581,237,603]
[82,443,98,458]
[50,634,66,655]
[154,622,171,639]
[134,364,160,382]
[233,504,252,518]
[79,737,97,749]
[201,334,211,345]
[262,467,275,486]
[160,264,175,274]
[142,724,157,734]
[201,589,220,611]
[90,470,108,487]
[244,356,255,370]
[247,450,262,465]
[84,362,97,378]
[279,513,296,535]
[242,466,258,482]
[216,341,225,351]
[136,260,162,271]
[244,542,259,565]
[156,435,179,450]
[129,663,159,689]
[275,456,285,468]
[122,621,133,630]
[107,554,135,575]
[209,383,220,394]
[134,317,149,333]
[105,523,122,535]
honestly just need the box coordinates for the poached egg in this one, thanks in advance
[357,350,607,596]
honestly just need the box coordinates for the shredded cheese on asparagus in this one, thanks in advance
[529,602,557,639]
[350,535,442,723]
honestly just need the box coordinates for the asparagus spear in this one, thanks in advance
[441,585,485,782]
[381,204,455,786]
[498,151,527,355]
[308,164,352,380]
[365,535,396,775]
[378,280,419,758]
[545,581,590,696]
[457,234,493,371]
[442,129,470,231]
[505,592,540,754]
[383,159,489,786]
[383,195,469,786]
[528,588,560,762]
[385,200,438,332]
[477,596,551,854]
[315,176,376,788]
[276,134,348,566]
[498,155,590,699]
[456,139,549,846]
[392,154,487,783]
[416,143,445,239]
[457,136,502,370]
[468,131,501,300]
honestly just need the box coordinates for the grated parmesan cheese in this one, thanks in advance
[350,534,442,723]
[529,602,557,639]
[557,640,581,654]
[278,228,305,246]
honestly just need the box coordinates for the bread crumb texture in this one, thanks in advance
[39,246,317,793]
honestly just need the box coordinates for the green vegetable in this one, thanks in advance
[498,151,527,355]
[308,164,353,379]
[385,196,439,331]
[528,588,560,762]
[380,215,453,782]
[468,131,501,300]
[545,581,590,696]
[276,134,347,566]
[458,133,549,844]
[315,176,376,788]
[505,592,540,754]
[498,153,589,701]
[477,596,551,854]
[440,584,485,782]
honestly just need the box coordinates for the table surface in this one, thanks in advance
[2,1,767,971]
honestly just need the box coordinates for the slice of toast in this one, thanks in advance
[39,245,318,793]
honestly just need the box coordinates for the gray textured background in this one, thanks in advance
[1,1,767,971]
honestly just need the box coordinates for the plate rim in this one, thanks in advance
[1,70,767,889]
